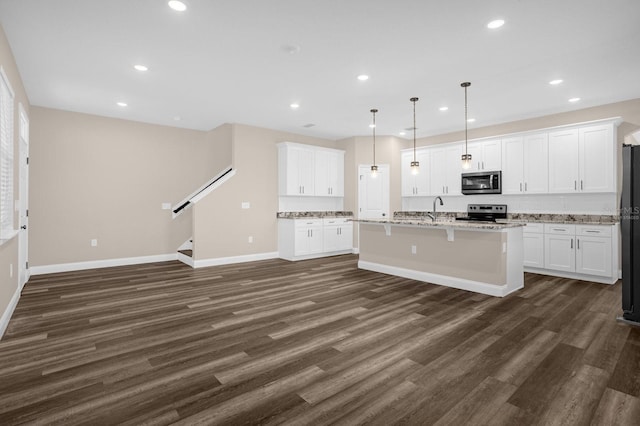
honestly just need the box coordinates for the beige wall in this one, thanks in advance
[29,107,230,266]
[192,123,337,260]
[0,25,29,327]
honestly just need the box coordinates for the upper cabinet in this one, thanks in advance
[401,149,430,196]
[548,123,615,193]
[465,139,502,172]
[430,144,463,196]
[315,149,344,196]
[278,142,345,197]
[502,133,548,194]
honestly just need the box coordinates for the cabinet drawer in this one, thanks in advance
[323,217,351,226]
[523,223,544,234]
[544,224,576,235]
[576,225,612,237]
[295,219,323,228]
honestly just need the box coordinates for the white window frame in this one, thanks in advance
[0,66,16,242]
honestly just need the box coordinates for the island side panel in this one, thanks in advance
[358,223,520,295]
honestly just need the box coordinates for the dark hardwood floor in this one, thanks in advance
[1,254,639,425]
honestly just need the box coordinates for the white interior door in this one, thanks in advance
[18,104,29,288]
[358,164,389,219]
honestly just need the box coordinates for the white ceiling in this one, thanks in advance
[1,0,639,140]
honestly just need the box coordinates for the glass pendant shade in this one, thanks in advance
[411,161,420,175]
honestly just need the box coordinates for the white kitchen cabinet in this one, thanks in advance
[548,123,615,194]
[465,139,501,172]
[278,143,316,196]
[579,124,614,193]
[523,223,544,268]
[278,142,345,197]
[430,144,462,195]
[548,129,580,193]
[322,218,353,252]
[278,217,353,261]
[315,149,344,196]
[544,233,575,273]
[575,225,612,277]
[401,149,430,196]
[293,220,323,256]
[502,133,549,194]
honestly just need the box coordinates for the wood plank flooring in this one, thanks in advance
[1,254,639,425]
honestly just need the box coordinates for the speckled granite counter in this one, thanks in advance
[394,211,618,225]
[277,211,354,219]
[354,218,524,230]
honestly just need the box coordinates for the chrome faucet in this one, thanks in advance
[427,196,444,221]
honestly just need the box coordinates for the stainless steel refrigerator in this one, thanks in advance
[621,144,640,324]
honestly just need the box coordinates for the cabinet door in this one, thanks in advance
[576,236,612,277]
[523,233,544,268]
[401,151,417,196]
[481,139,502,171]
[308,226,323,253]
[337,223,353,251]
[501,136,524,194]
[465,142,483,172]
[415,149,431,196]
[445,145,463,195]
[430,148,447,195]
[523,133,549,194]
[323,225,339,252]
[328,151,344,196]
[291,146,315,196]
[294,227,311,255]
[548,129,579,193]
[544,234,575,272]
[579,125,614,193]
[314,150,330,196]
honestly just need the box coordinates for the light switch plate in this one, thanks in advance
[241,202,250,209]
[161,203,172,210]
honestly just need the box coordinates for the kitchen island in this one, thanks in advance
[356,219,525,297]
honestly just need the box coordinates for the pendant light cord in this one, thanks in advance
[372,110,376,166]
[411,98,418,162]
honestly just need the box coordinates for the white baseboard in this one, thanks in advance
[30,253,179,275]
[352,247,360,254]
[177,252,195,267]
[193,251,279,268]
[523,266,618,285]
[358,260,520,298]
[0,284,21,340]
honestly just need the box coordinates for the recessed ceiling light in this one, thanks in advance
[174,116,181,121]
[399,131,406,136]
[134,64,148,72]
[117,102,127,107]
[439,106,449,111]
[290,103,300,109]
[369,124,376,128]
[549,79,563,85]
[467,118,476,123]
[568,97,581,103]
[357,75,369,81]
[487,19,505,29]
[168,1,187,12]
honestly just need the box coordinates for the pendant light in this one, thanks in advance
[461,82,472,170]
[410,97,419,175]
[370,108,379,178]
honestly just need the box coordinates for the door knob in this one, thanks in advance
[20,225,27,230]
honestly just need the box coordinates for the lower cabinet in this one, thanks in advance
[278,218,353,261]
[526,223,618,284]
[523,223,544,268]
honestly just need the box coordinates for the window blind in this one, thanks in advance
[0,68,15,240]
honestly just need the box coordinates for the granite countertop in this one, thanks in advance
[394,211,619,225]
[354,218,524,230]
[277,211,354,219]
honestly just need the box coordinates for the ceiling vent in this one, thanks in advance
[303,123,315,128]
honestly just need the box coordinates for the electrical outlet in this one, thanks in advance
[248,236,253,243]
[411,245,417,255]
[91,239,98,247]
[9,263,13,278]
[241,202,250,209]
[161,203,172,210]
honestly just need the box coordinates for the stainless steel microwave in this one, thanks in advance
[461,171,502,195]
